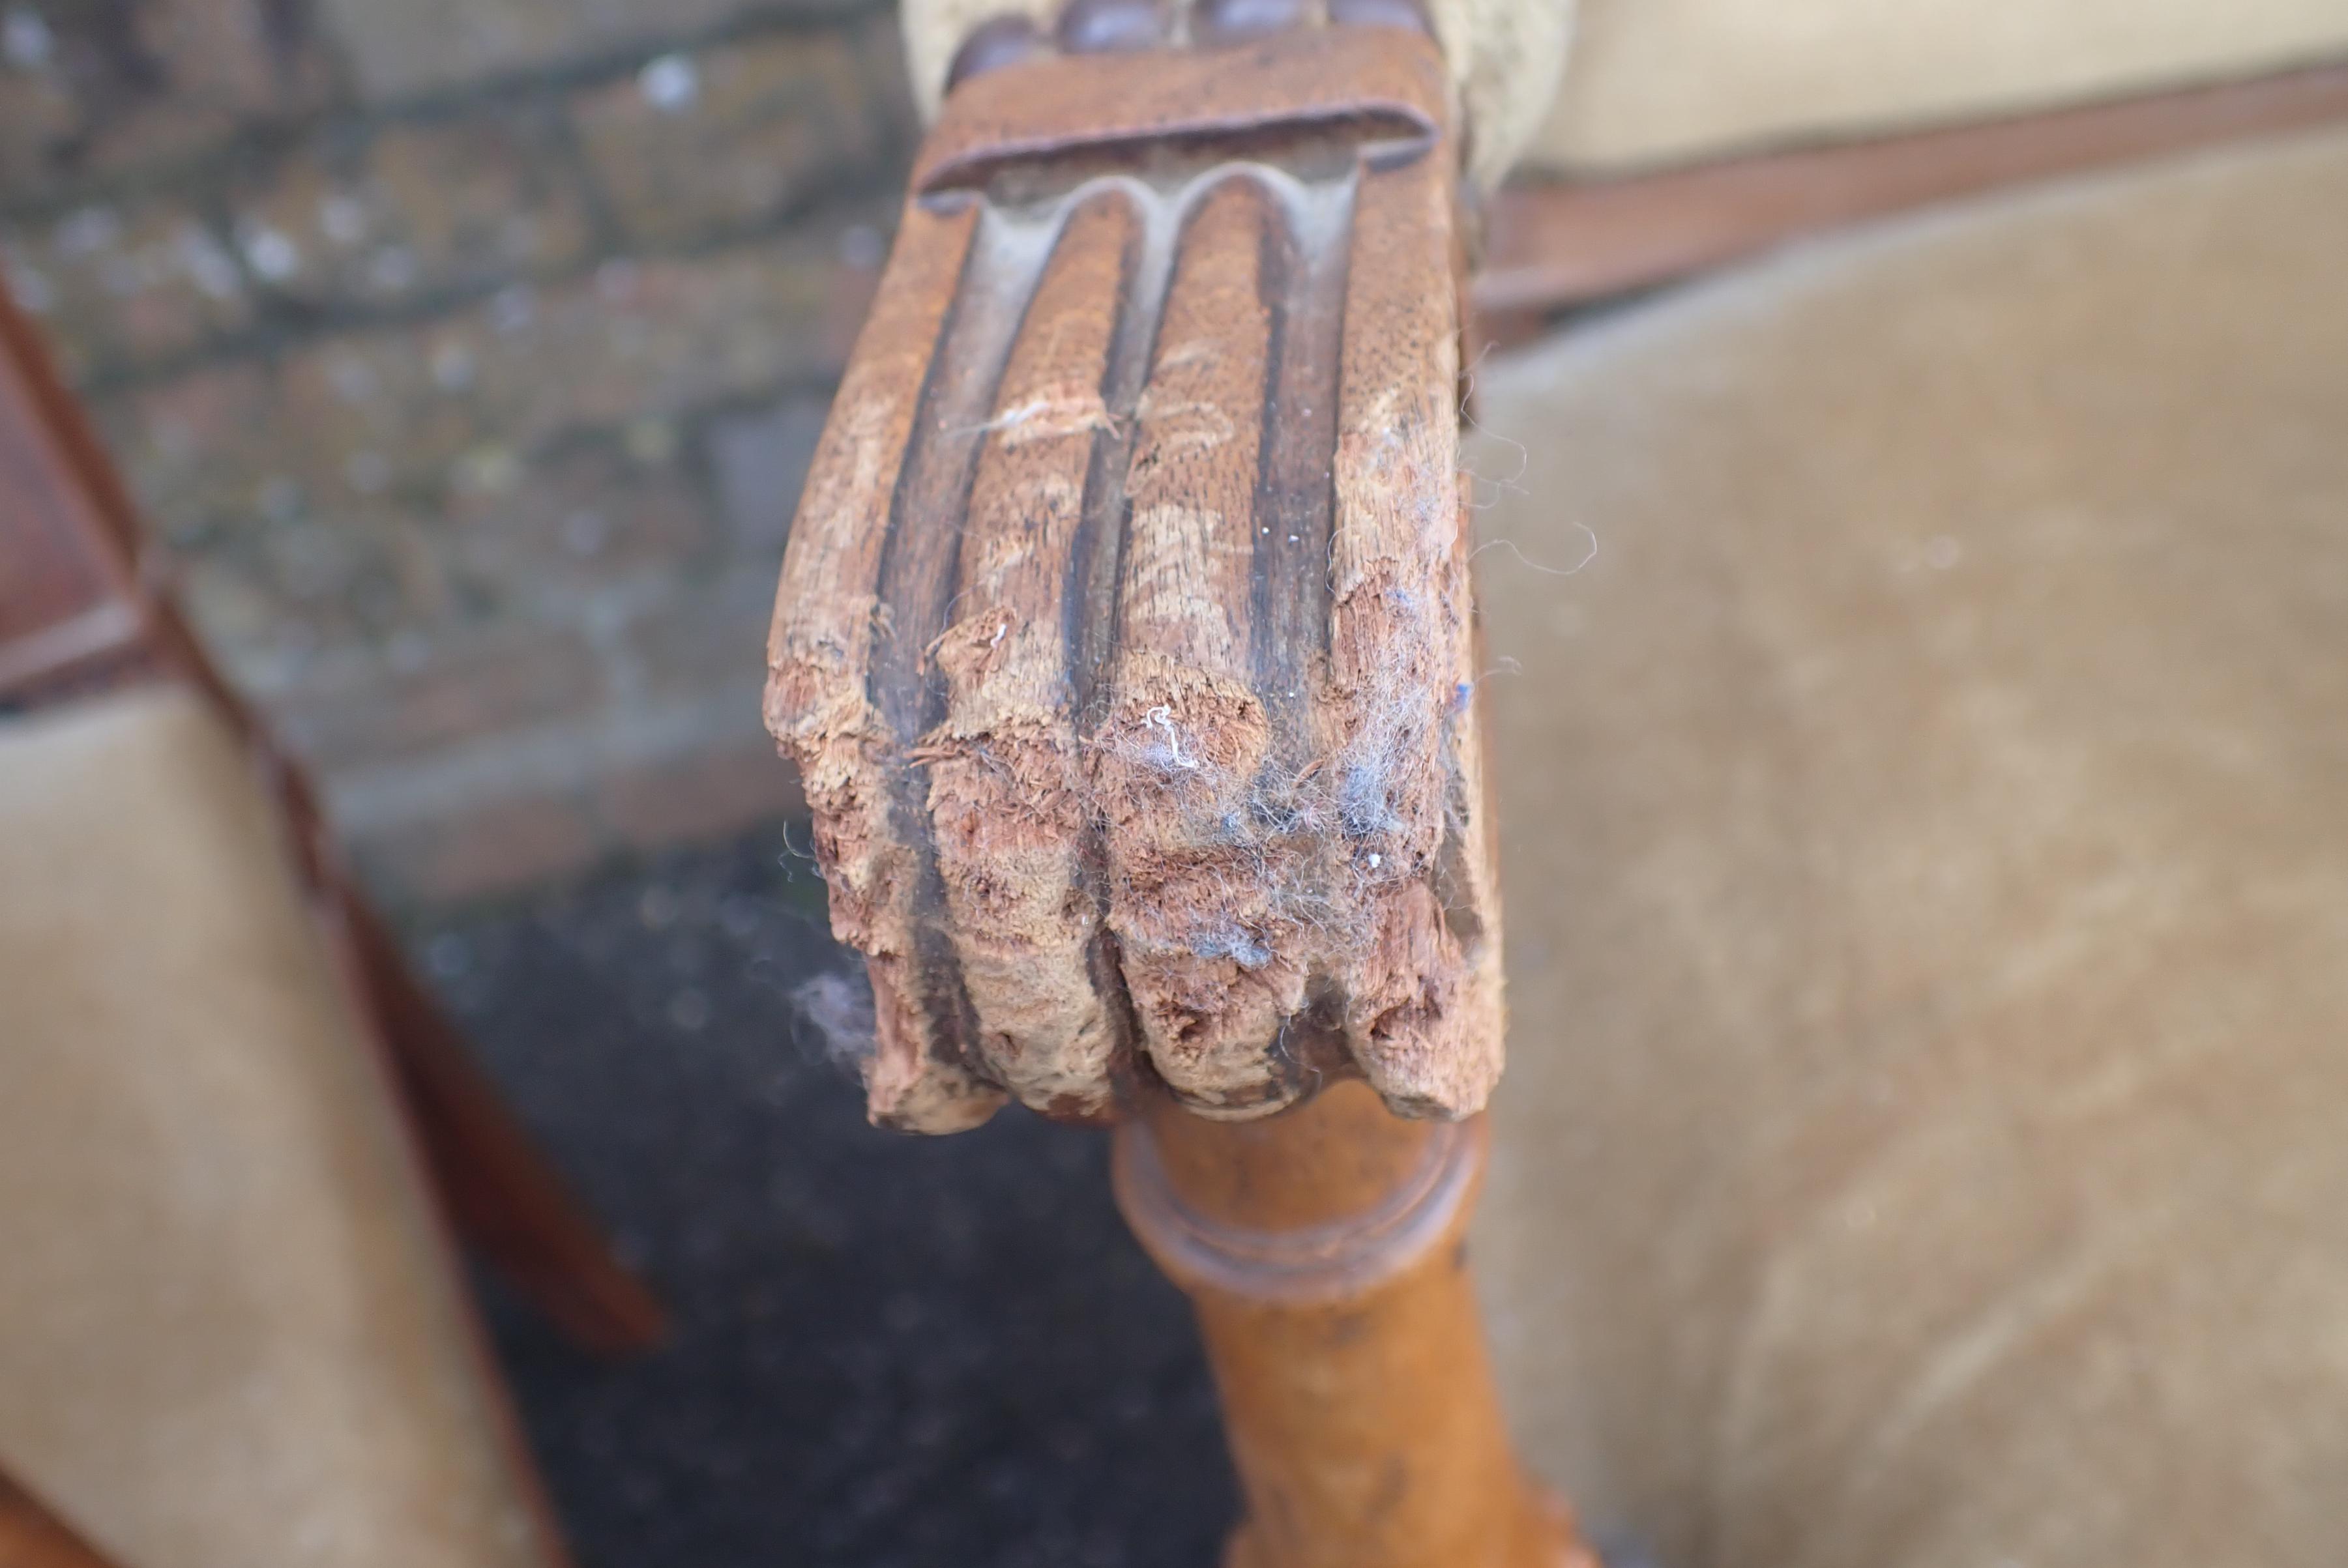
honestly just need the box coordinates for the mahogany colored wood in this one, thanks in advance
[0,1469,121,1568]
[0,292,176,706]
[909,26,1442,192]
[0,280,660,1357]
[1477,58,2348,330]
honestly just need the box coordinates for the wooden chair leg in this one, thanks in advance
[1118,1081,1591,1567]
[337,895,668,1357]
[0,1469,123,1568]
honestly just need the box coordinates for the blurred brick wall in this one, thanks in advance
[1,0,907,903]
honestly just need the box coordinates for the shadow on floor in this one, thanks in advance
[409,823,1238,1567]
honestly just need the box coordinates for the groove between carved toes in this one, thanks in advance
[768,75,1494,1129]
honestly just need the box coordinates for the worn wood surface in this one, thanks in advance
[1115,1081,1592,1568]
[767,27,1504,1131]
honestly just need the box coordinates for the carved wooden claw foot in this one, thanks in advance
[767,25,1501,1133]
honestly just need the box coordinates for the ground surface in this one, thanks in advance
[409,824,1237,1567]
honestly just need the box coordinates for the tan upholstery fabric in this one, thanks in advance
[1468,130,2348,1567]
[898,0,1571,189]
[1530,0,2348,173]
[0,688,552,1568]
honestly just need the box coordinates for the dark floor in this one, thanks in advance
[408,824,1238,1568]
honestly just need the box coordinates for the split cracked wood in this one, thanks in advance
[765,26,1501,1133]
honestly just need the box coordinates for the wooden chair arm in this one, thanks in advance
[766,25,1503,1133]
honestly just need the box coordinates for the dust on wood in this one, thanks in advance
[766,30,1504,1131]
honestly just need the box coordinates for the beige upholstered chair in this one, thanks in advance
[1467,20,2348,1564]
[0,690,566,1568]
[0,290,658,1568]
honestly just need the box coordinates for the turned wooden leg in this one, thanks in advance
[1119,1082,1589,1567]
